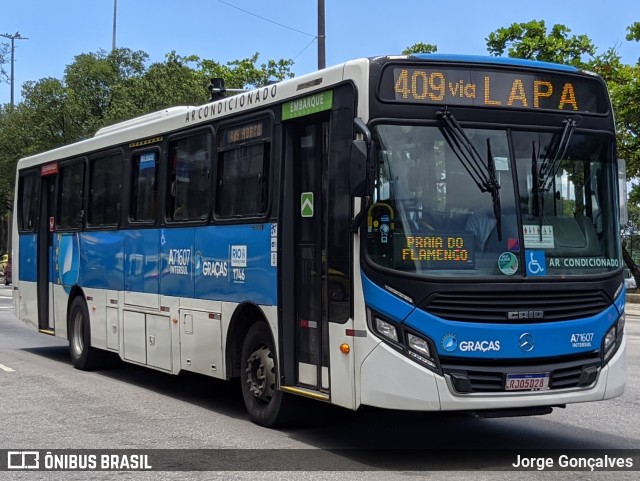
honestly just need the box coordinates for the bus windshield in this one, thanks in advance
[366,123,620,278]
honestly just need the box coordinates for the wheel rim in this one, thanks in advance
[244,345,275,405]
[71,310,84,357]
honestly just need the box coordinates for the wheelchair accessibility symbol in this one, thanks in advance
[526,251,547,276]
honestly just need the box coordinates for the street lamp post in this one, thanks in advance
[0,32,28,107]
[112,0,117,51]
[317,0,325,69]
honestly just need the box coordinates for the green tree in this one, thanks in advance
[627,21,640,43]
[402,43,438,55]
[0,42,9,83]
[593,56,640,178]
[20,77,73,150]
[63,48,149,138]
[105,51,206,124]
[198,52,294,91]
[486,20,595,66]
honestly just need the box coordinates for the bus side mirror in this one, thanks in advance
[350,139,368,197]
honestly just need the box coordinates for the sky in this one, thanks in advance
[1,0,639,104]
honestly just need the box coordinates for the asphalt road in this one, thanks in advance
[0,284,638,480]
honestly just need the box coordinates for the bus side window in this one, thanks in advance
[131,151,158,223]
[167,131,212,222]
[216,120,270,218]
[18,171,40,232]
[88,152,123,227]
[58,161,86,230]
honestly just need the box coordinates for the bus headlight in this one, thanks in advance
[407,333,430,357]
[375,317,399,343]
[367,309,441,373]
[617,314,625,336]
[406,332,438,370]
[603,326,616,352]
[603,314,625,362]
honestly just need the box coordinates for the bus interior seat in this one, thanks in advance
[547,215,599,256]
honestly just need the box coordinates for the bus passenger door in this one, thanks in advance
[37,172,57,332]
[282,114,331,393]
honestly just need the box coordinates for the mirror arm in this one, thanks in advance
[354,117,372,146]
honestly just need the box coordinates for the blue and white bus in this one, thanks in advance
[13,54,626,426]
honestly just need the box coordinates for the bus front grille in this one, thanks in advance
[441,354,602,394]
[422,290,610,323]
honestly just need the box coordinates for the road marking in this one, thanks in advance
[0,363,15,372]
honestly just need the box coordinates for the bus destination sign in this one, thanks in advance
[396,233,475,269]
[379,66,607,113]
[226,121,264,144]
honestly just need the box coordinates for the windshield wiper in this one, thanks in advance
[533,116,580,241]
[438,108,502,240]
[530,141,545,241]
[486,138,502,241]
[538,116,580,193]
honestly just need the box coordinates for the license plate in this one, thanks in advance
[505,373,550,391]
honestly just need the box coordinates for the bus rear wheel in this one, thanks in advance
[240,322,296,427]
[68,297,105,370]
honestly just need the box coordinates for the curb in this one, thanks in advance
[627,293,640,304]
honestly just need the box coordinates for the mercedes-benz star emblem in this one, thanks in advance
[519,333,535,352]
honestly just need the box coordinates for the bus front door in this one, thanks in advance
[37,173,56,333]
[282,115,331,394]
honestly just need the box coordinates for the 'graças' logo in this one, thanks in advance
[441,334,458,352]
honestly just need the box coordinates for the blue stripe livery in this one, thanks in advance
[362,274,619,359]
[18,234,38,281]
[19,224,278,306]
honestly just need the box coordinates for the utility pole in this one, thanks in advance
[0,32,28,107]
[317,0,325,69]
[112,0,117,51]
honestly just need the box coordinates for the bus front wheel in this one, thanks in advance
[68,297,104,370]
[240,322,296,427]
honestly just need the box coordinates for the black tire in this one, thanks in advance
[240,322,298,427]
[68,296,105,370]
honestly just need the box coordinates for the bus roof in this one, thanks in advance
[408,54,580,73]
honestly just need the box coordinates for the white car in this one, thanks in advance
[624,270,637,290]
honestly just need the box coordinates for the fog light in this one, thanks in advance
[407,333,430,357]
[375,318,398,343]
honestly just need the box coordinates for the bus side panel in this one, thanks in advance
[52,283,69,340]
[193,225,277,305]
[17,282,38,331]
[77,231,125,349]
[51,233,79,339]
[160,227,195,299]
[123,229,160,308]
[18,234,37,282]
[84,287,108,350]
[17,234,38,329]
[80,231,125,291]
